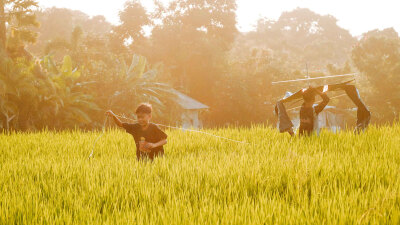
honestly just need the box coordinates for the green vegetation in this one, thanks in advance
[1,126,399,224]
[1,1,399,224]
[1,1,399,131]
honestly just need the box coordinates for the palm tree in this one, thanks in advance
[0,0,39,57]
[107,54,179,119]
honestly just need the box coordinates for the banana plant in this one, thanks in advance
[39,55,99,129]
[109,54,178,118]
[0,56,38,130]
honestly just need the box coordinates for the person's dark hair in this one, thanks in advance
[302,88,316,102]
[135,103,152,114]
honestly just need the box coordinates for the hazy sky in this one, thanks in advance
[37,0,400,36]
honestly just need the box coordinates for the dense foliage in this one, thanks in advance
[0,0,399,131]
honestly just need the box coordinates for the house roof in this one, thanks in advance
[172,89,209,110]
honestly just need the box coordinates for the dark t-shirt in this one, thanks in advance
[122,122,167,160]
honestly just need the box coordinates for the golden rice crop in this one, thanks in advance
[1,125,400,224]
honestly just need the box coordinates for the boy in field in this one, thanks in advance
[105,103,168,161]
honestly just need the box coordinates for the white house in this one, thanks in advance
[171,89,209,129]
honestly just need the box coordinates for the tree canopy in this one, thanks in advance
[1,1,398,131]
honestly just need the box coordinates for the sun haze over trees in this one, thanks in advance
[352,28,400,122]
[0,0,399,131]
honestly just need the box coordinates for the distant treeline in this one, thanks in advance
[0,1,399,131]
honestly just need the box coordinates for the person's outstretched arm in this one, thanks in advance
[314,90,330,114]
[105,110,123,127]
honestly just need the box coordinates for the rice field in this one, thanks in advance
[1,125,400,224]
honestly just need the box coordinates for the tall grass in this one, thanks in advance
[1,125,400,224]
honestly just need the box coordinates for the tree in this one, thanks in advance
[112,0,151,55]
[38,55,99,129]
[44,26,83,61]
[240,8,355,70]
[0,52,100,131]
[352,28,400,122]
[0,0,6,49]
[209,48,294,125]
[43,26,118,67]
[150,0,238,106]
[80,54,179,125]
[28,8,112,57]
[82,15,111,35]
[0,0,39,57]
[0,55,38,130]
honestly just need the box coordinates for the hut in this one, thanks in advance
[171,89,209,129]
